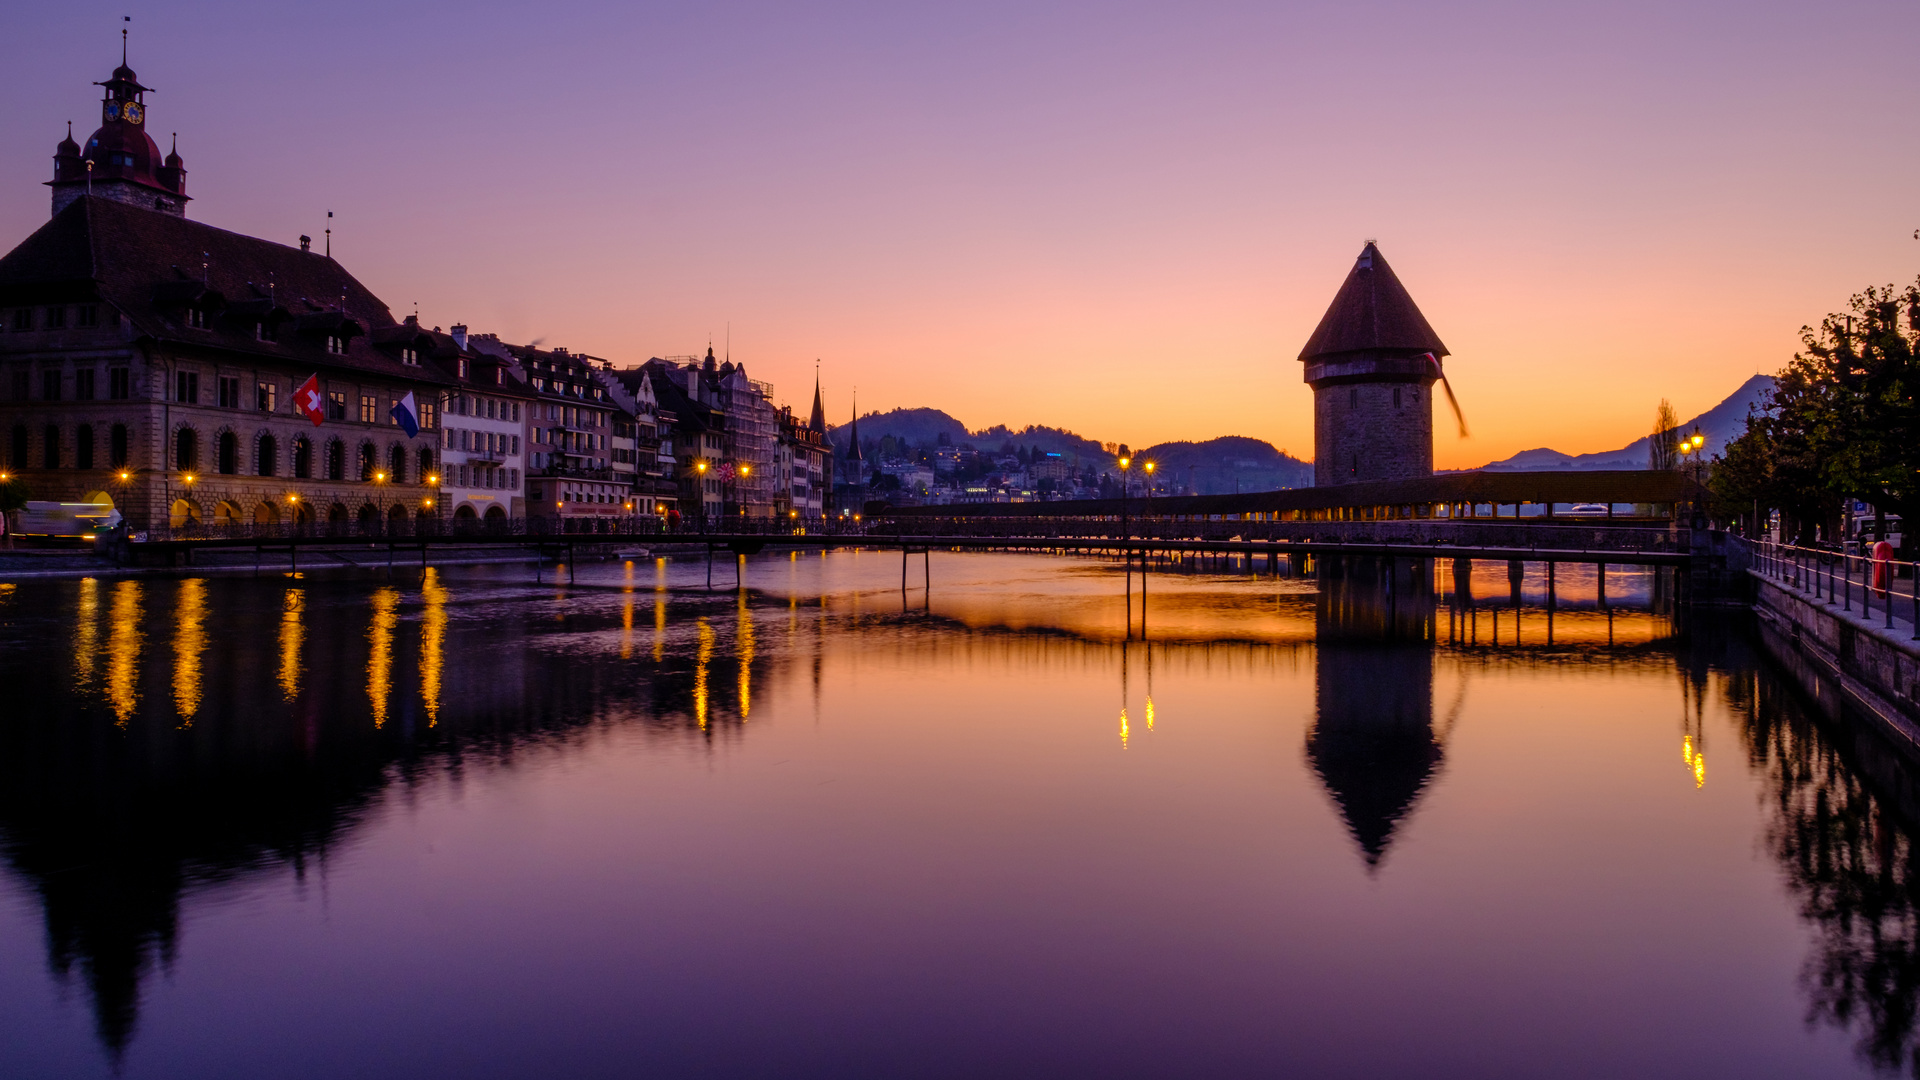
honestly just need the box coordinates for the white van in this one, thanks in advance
[15,501,123,539]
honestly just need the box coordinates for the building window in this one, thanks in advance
[1394,386,1402,409]
[218,376,242,408]
[186,308,206,329]
[76,305,98,328]
[10,309,29,331]
[10,371,27,401]
[419,400,437,430]
[217,431,238,475]
[493,368,503,385]
[389,444,407,483]
[76,369,96,401]
[42,425,59,468]
[327,391,347,421]
[257,381,277,412]
[175,371,199,404]
[46,306,66,329]
[76,424,93,469]
[7,425,24,469]
[109,424,129,468]
[108,367,130,399]
[325,440,345,480]
[1349,388,1358,408]
[175,428,197,471]
[359,443,376,481]
[42,370,60,401]
[292,437,311,479]
[258,433,277,477]
[400,347,418,365]
[326,335,346,355]
[255,322,268,341]
[458,359,469,379]
[359,395,377,424]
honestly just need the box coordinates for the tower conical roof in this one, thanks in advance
[1298,243,1448,361]
[809,372,826,434]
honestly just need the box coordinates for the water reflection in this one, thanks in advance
[171,579,206,725]
[1307,558,1442,869]
[0,556,1915,1075]
[73,577,99,687]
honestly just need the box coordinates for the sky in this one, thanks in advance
[2,0,1916,468]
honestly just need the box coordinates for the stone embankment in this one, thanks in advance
[1750,566,1920,749]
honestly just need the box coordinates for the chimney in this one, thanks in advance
[450,324,468,351]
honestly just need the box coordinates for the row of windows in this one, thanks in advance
[6,423,131,470]
[447,429,520,455]
[167,371,437,429]
[4,306,100,331]
[529,377,604,401]
[10,367,132,401]
[534,428,607,452]
[449,465,520,490]
[452,394,520,421]
[165,428,435,483]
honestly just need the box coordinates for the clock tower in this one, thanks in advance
[49,43,190,218]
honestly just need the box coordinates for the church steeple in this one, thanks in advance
[49,40,190,219]
[808,368,826,434]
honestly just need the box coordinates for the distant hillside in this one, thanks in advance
[1138,436,1313,493]
[828,408,1309,491]
[1473,374,1774,471]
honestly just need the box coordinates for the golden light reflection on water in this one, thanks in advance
[73,577,99,688]
[367,587,399,728]
[620,562,636,660]
[1683,735,1706,789]
[420,570,447,725]
[654,559,668,663]
[694,618,714,729]
[278,589,305,701]
[106,580,141,726]
[172,579,207,726]
[736,591,755,719]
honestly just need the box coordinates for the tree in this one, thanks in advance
[1650,400,1679,470]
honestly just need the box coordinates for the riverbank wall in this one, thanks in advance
[1750,570,1920,751]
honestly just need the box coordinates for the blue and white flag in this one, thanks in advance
[390,391,421,438]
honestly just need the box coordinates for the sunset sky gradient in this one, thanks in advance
[3,1,1915,467]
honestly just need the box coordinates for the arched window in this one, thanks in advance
[326,440,344,481]
[75,424,93,470]
[389,444,407,484]
[216,431,238,475]
[417,446,434,480]
[358,442,376,481]
[9,425,26,469]
[109,424,129,468]
[292,437,311,479]
[175,428,197,471]
[257,433,277,477]
[42,425,59,468]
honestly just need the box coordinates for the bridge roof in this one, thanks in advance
[1298,242,1449,361]
[877,470,1704,518]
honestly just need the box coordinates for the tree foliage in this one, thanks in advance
[1711,278,1920,547]
[1650,399,1679,471]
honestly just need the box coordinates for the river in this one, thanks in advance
[0,551,1911,1078]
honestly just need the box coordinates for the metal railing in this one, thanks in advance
[133,514,874,544]
[1752,540,1919,640]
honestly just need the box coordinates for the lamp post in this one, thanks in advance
[1118,455,1131,541]
[695,460,709,533]
[1143,461,1155,529]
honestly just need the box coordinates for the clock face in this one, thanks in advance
[103,101,119,123]
[122,102,143,125]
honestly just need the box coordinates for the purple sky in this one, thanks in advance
[4,1,1915,465]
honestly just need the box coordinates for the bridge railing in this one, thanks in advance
[869,516,1685,553]
[1752,540,1919,639]
[133,515,875,544]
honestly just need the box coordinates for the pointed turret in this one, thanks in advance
[808,372,826,434]
[1298,243,1447,486]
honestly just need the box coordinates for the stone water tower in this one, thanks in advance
[1299,243,1448,486]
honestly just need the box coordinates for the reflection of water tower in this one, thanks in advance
[1299,243,1450,487]
[1305,557,1443,868]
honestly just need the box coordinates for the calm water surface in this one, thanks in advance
[0,551,1913,1078]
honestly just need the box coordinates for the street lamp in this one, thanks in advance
[1117,456,1131,540]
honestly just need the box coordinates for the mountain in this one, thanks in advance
[1472,374,1774,471]
[828,409,1311,490]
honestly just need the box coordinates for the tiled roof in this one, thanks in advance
[1298,243,1449,361]
[0,197,458,385]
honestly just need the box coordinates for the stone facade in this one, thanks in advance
[1312,375,1434,487]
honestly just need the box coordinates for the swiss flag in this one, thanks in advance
[294,374,326,427]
